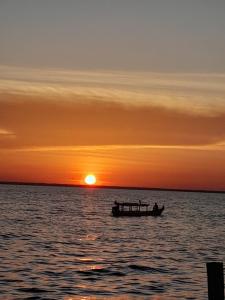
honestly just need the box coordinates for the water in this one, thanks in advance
[0,184,224,300]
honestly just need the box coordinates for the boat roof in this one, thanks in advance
[115,202,149,207]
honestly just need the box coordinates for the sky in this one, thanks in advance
[0,0,225,190]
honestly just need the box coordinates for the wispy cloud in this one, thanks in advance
[0,93,225,150]
[0,128,15,138]
[1,65,225,153]
[1,65,225,116]
[4,143,225,153]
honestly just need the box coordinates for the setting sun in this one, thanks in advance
[84,174,96,185]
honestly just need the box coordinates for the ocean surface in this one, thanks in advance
[0,184,224,300]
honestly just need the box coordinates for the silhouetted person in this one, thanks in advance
[112,201,120,215]
[153,202,158,211]
[114,201,119,211]
[138,200,142,211]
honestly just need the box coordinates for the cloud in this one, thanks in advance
[0,128,16,149]
[0,128,15,138]
[4,143,225,153]
[0,65,225,150]
[0,92,225,150]
[1,65,225,116]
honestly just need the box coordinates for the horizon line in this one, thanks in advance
[0,180,224,194]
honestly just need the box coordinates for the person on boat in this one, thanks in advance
[153,202,159,211]
[112,201,120,215]
[114,201,119,210]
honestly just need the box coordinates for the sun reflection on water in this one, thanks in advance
[78,234,99,241]
[64,296,169,300]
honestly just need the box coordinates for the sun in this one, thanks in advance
[84,174,96,185]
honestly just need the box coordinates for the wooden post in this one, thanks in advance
[207,262,224,300]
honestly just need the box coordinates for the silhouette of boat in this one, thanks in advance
[112,201,164,217]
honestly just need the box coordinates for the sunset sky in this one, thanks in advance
[0,1,225,190]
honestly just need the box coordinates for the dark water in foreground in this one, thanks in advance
[0,184,224,299]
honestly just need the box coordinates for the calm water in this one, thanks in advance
[0,184,224,300]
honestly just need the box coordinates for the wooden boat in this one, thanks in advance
[112,201,164,217]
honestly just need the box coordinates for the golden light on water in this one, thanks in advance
[84,174,96,185]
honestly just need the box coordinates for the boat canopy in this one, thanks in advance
[114,201,149,207]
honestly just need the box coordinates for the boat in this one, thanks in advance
[112,201,164,217]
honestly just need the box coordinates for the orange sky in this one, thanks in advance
[1,1,225,191]
[0,67,225,191]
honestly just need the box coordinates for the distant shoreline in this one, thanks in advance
[0,181,224,194]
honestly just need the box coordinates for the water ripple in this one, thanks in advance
[0,184,224,299]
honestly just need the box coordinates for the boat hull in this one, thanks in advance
[112,206,164,217]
